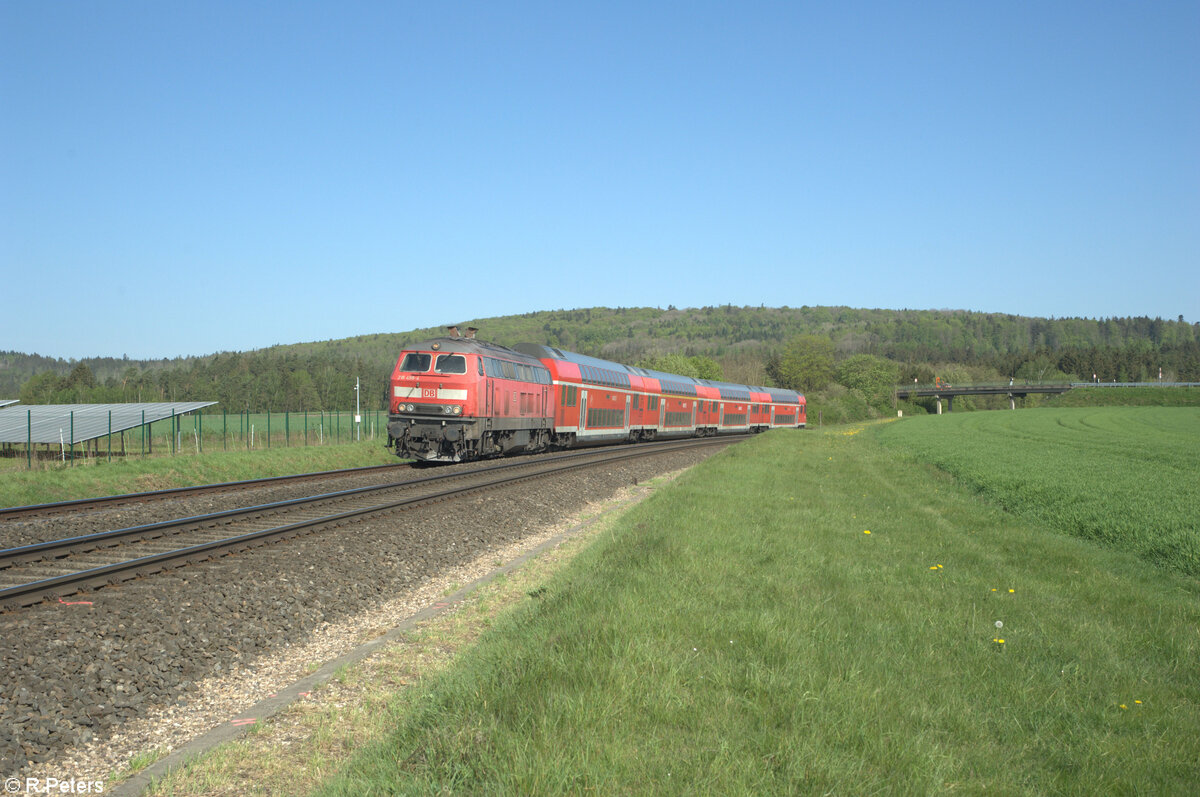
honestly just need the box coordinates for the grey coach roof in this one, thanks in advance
[0,399,17,410]
[0,402,217,444]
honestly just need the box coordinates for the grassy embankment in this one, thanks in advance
[806,383,1200,426]
[138,409,1199,795]
[0,440,396,510]
[1045,385,1200,408]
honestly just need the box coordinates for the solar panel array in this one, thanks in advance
[0,402,217,444]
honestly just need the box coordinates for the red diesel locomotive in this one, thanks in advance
[386,328,806,463]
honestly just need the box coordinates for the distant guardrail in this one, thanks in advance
[893,382,1200,400]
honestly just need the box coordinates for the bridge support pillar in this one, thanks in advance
[1009,394,1016,410]
[946,395,953,412]
[936,397,942,415]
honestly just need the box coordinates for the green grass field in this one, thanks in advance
[91,409,1200,794]
[877,406,1200,576]
[287,418,1195,794]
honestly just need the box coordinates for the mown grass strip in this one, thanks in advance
[299,425,1198,794]
[133,478,666,796]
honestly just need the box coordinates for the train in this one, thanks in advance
[385,327,806,463]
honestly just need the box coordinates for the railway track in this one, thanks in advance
[0,436,742,610]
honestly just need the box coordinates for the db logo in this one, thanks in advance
[422,387,437,399]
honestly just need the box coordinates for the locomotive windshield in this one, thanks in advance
[434,354,467,374]
[399,353,431,372]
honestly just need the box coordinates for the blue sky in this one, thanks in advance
[3,1,1197,360]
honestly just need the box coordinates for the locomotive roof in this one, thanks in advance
[405,337,546,366]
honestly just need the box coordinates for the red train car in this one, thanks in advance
[387,330,805,462]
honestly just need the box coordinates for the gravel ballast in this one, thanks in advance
[0,447,722,782]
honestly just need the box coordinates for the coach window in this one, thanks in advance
[399,353,431,372]
[434,354,467,374]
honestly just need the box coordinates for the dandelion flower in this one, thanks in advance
[1135,700,1142,705]
[863,530,871,535]
[995,620,1003,629]
[1008,589,1015,593]
[1120,704,1128,710]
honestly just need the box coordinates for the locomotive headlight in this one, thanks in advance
[452,405,462,415]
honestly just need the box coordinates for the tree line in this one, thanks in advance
[6,307,1198,413]
[16,350,391,414]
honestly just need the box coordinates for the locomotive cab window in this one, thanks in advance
[399,353,431,372]
[434,354,467,374]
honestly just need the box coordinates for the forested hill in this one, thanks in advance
[3,306,1198,410]
[293,306,1196,366]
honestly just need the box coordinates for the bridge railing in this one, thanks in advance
[1067,382,1200,388]
[898,381,1200,391]
[898,382,1069,391]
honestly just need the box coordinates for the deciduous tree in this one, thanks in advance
[771,335,835,393]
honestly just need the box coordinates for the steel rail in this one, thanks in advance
[0,436,742,609]
[0,436,732,565]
